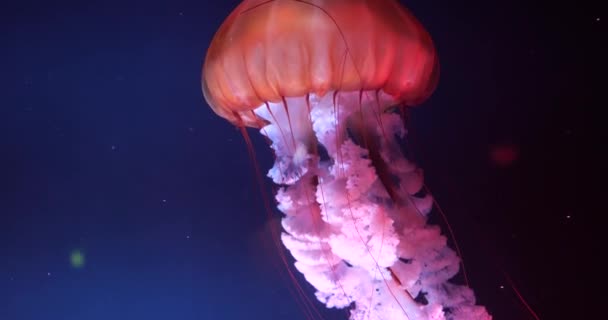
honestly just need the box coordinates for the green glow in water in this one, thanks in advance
[70,250,85,268]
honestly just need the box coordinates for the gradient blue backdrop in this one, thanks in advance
[1,0,598,319]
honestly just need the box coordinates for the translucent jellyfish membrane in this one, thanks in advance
[253,90,491,320]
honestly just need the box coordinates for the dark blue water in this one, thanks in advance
[1,0,597,319]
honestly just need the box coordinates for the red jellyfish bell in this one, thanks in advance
[203,0,439,127]
[203,1,490,319]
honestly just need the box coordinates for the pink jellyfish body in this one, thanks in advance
[202,1,490,319]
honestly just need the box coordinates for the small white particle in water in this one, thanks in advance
[566,215,571,219]
[111,145,117,151]
[499,285,504,289]
[47,272,51,276]
[186,235,190,239]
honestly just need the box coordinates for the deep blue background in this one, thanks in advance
[1,0,599,319]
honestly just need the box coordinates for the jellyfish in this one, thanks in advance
[202,1,491,319]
